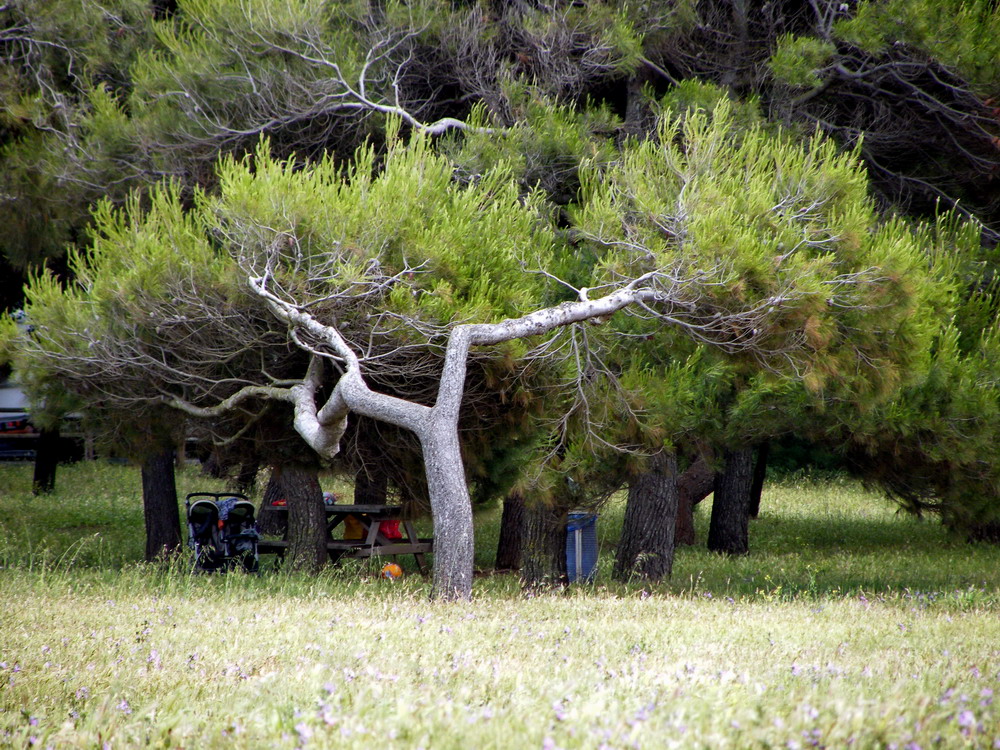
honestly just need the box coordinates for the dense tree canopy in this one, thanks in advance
[3,102,966,596]
[4,0,1000,595]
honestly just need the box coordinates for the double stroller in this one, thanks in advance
[186,492,260,572]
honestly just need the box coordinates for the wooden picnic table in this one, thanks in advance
[256,504,432,574]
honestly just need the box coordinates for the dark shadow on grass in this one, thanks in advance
[747,514,955,553]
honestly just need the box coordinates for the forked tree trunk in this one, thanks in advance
[256,284,768,600]
[748,441,770,519]
[708,447,755,555]
[495,491,526,571]
[283,463,327,573]
[520,501,568,592]
[32,428,60,495]
[614,452,679,582]
[141,448,182,561]
[675,452,715,546]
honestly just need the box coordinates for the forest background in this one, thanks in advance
[3,0,1000,601]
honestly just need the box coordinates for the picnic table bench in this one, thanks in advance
[256,503,432,574]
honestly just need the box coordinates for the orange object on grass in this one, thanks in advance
[381,562,403,579]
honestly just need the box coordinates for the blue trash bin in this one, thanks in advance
[566,512,598,583]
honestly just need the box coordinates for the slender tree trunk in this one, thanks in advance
[495,491,526,571]
[174,440,187,469]
[141,448,182,561]
[32,428,60,495]
[201,449,226,479]
[283,463,327,573]
[675,451,715,546]
[748,441,770,519]
[520,500,568,592]
[708,447,755,555]
[614,452,678,582]
[420,421,475,600]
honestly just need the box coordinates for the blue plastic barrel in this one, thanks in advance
[566,512,598,583]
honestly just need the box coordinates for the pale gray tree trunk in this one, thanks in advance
[420,421,475,599]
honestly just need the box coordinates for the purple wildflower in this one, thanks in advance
[295,722,313,742]
[958,710,976,728]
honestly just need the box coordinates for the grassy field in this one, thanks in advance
[1,462,999,748]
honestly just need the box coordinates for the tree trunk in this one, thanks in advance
[707,447,755,555]
[283,463,327,574]
[354,464,388,504]
[141,448,182,561]
[614,452,678,582]
[257,467,288,536]
[233,458,259,496]
[748,441,769,519]
[674,451,715,546]
[495,490,526,571]
[520,500,568,592]
[420,422,475,600]
[623,65,655,139]
[32,428,60,495]
[968,521,1000,543]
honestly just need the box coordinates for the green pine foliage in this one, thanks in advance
[836,0,1000,97]
[543,99,964,498]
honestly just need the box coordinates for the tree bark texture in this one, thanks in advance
[420,423,475,600]
[614,452,679,582]
[520,500,568,592]
[32,428,60,495]
[141,448,182,561]
[748,441,770,519]
[495,491,526,571]
[283,463,327,574]
[708,447,755,555]
[674,451,715,546]
[257,467,288,536]
[233,458,259,496]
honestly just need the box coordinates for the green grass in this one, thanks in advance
[1,462,999,748]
